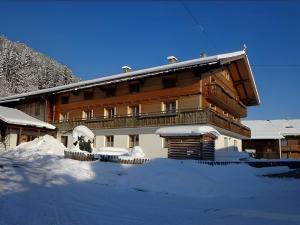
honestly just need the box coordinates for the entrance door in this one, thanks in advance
[61,136,68,147]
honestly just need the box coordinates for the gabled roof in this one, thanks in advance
[0,106,55,130]
[242,119,300,139]
[0,50,260,106]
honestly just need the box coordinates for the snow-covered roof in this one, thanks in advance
[0,106,56,130]
[156,125,221,137]
[242,119,300,139]
[0,50,260,106]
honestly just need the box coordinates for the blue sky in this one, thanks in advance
[0,1,299,120]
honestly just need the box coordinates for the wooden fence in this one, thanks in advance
[196,160,300,168]
[64,151,149,164]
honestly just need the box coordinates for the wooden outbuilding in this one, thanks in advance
[242,119,300,159]
[156,125,220,160]
[0,106,56,149]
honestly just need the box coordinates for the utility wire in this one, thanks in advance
[181,2,219,52]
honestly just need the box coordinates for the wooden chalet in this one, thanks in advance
[242,119,300,159]
[0,50,260,158]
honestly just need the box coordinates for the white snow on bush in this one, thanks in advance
[156,125,220,137]
[215,150,250,162]
[72,125,95,142]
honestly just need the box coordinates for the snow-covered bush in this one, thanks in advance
[72,125,95,153]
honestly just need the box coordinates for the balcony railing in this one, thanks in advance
[205,83,247,118]
[53,108,251,137]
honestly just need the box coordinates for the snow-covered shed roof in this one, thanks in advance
[156,125,221,137]
[0,50,260,106]
[242,119,300,139]
[0,106,56,130]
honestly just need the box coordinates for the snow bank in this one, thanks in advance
[72,125,94,142]
[94,147,129,156]
[215,150,250,161]
[94,146,145,159]
[3,135,65,161]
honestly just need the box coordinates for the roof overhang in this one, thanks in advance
[225,54,260,106]
[0,50,260,106]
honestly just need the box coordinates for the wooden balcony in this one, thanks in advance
[53,108,251,137]
[205,83,247,118]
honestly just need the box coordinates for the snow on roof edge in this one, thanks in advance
[156,125,221,137]
[0,106,56,130]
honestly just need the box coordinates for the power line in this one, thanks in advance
[181,2,219,52]
[252,65,300,67]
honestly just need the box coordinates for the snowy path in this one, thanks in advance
[1,155,300,225]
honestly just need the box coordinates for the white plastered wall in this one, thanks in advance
[215,134,242,151]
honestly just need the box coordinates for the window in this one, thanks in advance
[163,101,177,113]
[105,136,114,147]
[223,71,230,80]
[83,91,94,100]
[224,137,228,150]
[61,96,69,104]
[162,77,177,89]
[34,102,40,116]
[59,112,69,122]
[129,135,139,148]
[210,103,216,110]
[61,136,68,147]
[82,110,93,120]
[129,83,140,94]
[103,87,116,97]
[104,107,115,118]
[128,105,140,116]
[234,140,238,151]
[281,140,288,146]
[163,138,169,148]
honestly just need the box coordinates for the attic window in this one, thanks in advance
[84,91,94,100]
[102,86,116,97]
[162,77,177,89]
[61,96,69,104]
[129,83,140,94]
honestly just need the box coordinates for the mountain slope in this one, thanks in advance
[0,37,79,97]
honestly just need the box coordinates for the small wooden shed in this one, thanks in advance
[0,106,56,149]
[156,125,220,160]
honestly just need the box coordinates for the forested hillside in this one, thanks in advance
[0,37,79,97]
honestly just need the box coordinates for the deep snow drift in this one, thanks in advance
[0,136,300,225]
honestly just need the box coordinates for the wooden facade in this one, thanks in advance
[243,136,300,159]
[166,135,216,160]
[0,51,260,157]
[2,65,255,138]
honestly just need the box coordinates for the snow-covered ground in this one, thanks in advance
[0,137,300,225]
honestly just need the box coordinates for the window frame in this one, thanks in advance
[128,135,139,148]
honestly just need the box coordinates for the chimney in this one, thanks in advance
[122,66,132,73]
[167,56,178,64]
[200,52,208,58]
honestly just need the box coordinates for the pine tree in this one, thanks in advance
[0,36,79,97]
